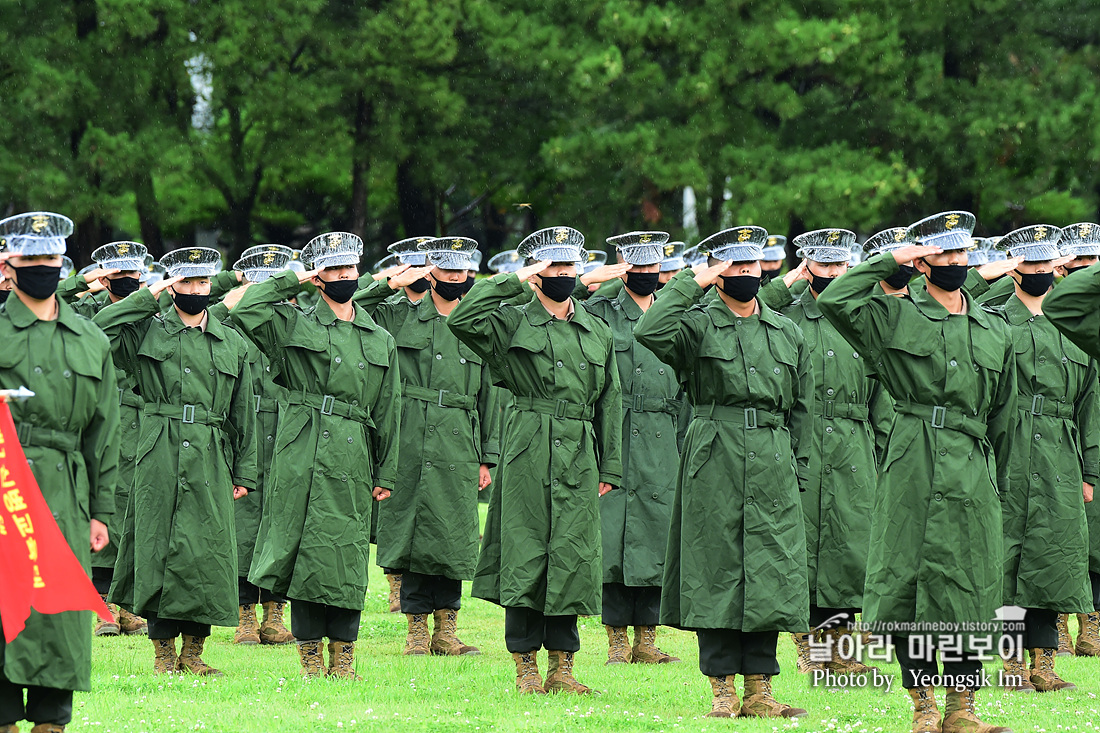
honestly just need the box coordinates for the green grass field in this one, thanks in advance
[63,509,1099,733]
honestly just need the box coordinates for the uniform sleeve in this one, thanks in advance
[227,347,258,491]
[210,271,241,302]
[86,342,121,523]
[1046,265,1100,359]
[594,333,624,486]
[1077,359,1100,486]
[91,288,160,376]
[816,253,903,364]
[370,340,402,491]
[477,366,498,467]
[976,277,1015,308]
[869,380,895,469]
[759,278,795,311]
[633,270,705,375]
[964,268,991,299]
[230,271,303,359]
[447,274,525,371]
[789,332,816,491]
[352,278,399,315]
[56,276,90,304]
[986,327,1019,495]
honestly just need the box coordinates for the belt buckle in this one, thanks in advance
[744,407,757,429]
[931,405,946,429]
[118,387,125,407]
[182,404,195,424]
[321,395,335,416]
[437,389,449,408]
[254,395,262,413]
[555,400,569,419]
[823,400,835,419]
[1030,394,1044,416]
[633,394,646,413]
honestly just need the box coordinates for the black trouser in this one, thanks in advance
[290,600,361,642]
[0,677,73,727]
[696,629,780,677]
[504,607,580,653]
[893,634,984,689]
[1091,571,1100,611]
[809,604,860,630]
[146,612,211,640]
[237,577,281,607]
[92,566,113,596]
[1021,607,1058,649]
[601,583,661,627]
[399,571,461,614]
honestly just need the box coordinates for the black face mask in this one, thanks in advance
[718,274,760,302]
[407,278,431,294]
[922,262,967,292]
[319,278,357,304]
[171,290,209,315]
[461,275,476,295]
[1016,271,1054,297]
[625,271,660,297]
[0,290,9,305]
[810,274,836,294]
[536,275,576,303]
[11,264,61,300]
[655,280,667,291]
[107,276,141,298]
[883,264,917,290]
[760,267,781,286]
[1063,264,1092,276]
[432,277,467,302]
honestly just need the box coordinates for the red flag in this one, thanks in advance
[0,400,111,643]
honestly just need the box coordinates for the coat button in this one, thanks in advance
[449,464,456,471]
[772,499,779,507]
[428,425,435,432]
[552,478,559,486]
[1034,433,1041,441]
[451,428,459,435]
[322,431,330,438]
[556,360,564,368]
[774,453,780,461]
[746,496,754,504]
[826,388,835,396]
[347,437,353,444]
[209,369,215,376]
[748,452,756,459]
[824,464,832,473]
[939,449,947,456]
[266,366,271,372]
[628,490,635,496]
[631,429,639,436]
[850,466,857,472]
[335,356,342,364]
[351,400,359,406]
[56,462,64,471]
[436,354,443,360]
[749,367,756,374]
[554,439,562,447]
[34,366,42,374]
[658,368,665,375]
[130,422,138,429]
[358,362,365,369]
[963,499,971,507]
[426,461,433,468]
[1062,357,1068,364]
[655,432,662,438]
[460,358,467,364]
[1032,473,1039,481]
[652,493,659,500]
[773,367,780,374]
[62,370,71,378]
[949,359,957,366]
[852,352,859,359]
[341,474,348,482]
[184,367,191,374]
[825,427,833,434]
[182,441,190,448]
[266,435,274,443]
[934,492,943,501]
[579,362,586,370]
[826,350,834,357]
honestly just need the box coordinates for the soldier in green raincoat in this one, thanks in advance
[448,226,623,696]
[759,236,787,285]
[354,237,496,658]
[985,226,1097,692]
[634,226,813,720]
[583,231,684,667]
[817,212,1017,733]
[94,246,257,678]
[229,231,401,679]
[0,212,120,732]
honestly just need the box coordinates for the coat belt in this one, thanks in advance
[893,400,987,440]
[693,404,783,429]
[814,400,869,421]
[511,395,594,421]
[1016,395,1074,420]
[402,383,477,410]
[144,402,227,428]
[285,391,370,423]
[15,424,82,453]
[118,388,144,410]
[254,396,279,414]
[623,393,682,416]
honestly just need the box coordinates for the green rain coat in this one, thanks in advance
[448,274,623,615]
[353,280,496,579]
[780,291,882,610]
[231,271,401,610]
[582,286,684,589]
[94,288,257,627]
[817,253,1017,630]
[995,294,1098,607]
[0,295,120,692]
[633,271,813,632]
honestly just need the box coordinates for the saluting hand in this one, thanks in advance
[220,283,253,311]
[479,465,492,491]
[1052,255,1076,278]
[388,266,432,289]
[233,486,249,500]
[580,262,631,290]
[514,259,551,283]
[90,518,109,553]
[598,482,615,497]
[372,486,391,501]
[297,268,320,284]
[693,259,731,289]
[783,260,810,288]
[83,267,120,283]
[976,256,1024,281]
[148,275,184,298]
[373,263,410,281]
[890,244,942,264]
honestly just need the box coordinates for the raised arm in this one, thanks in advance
[230,270,306,359]
[632,269,707,374]
[447,273,526,368]
[1046,264,1100,359]
[91,286,162,376]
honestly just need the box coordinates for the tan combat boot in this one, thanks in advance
[94,596,120,636]
[941,688,1012,733]
[1029,647,1075,691]
[1056,614,1074,656]
[233,604,261,645]
[824,627,877,675]
[792,632,826,674]
[1,726,19,733]
[705,675,740,718]
[151,637,178,675]
[403,613,430,655]
[1075,612,1100,656]
[605,625,632,664]
[544,650,594,694]
[387,573,402,613]
[176,634,223,676]
[739,674,807,718]
[1000,654,1035,692]
[297,640,325,678]
[259,601,295,645]
[512,651,547,694]
[327,641,362,680]
[430,609,480,656]
[30,725,66,733]
[632,625,680,663]
[119,607,147,635]
[908,686,942,733]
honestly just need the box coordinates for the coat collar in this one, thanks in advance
[161,303,227,340]
[705,295,786,329]
[524,296,595,331]
[1003,293,1040,325]
[614,284,646,320]
[797,291,824,319]
[311,294,378,330]
[4,293,85,333]
[910,282,992,329]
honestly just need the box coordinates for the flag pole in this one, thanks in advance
[0,387,35,403]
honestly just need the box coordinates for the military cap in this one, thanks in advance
[59,256,75,279]
[161,247,222,279]
[966,237,992,267]
[985,237,1006,261]
[420,236,480,271]
[606,231,670,267]
[77,263,97,278]
[92,241,148,272]
[288,249,307,273]
[700,226,768,262]
[794,229,857,263]
[487,250,524,274]
[234,244,293,283]
[387,236,434,266]
[762,235,787,262]
[0,211,73,256]
[372,252,401,274]
[905,211,976,252]
[863,227,910,257]
[304,231,363,270]
[1058,222,1100,258]
[996,225,1063,262]
[660,241,686,272]
[469,248,483,269]
[849,245,863,267]
[582,249,606,273]
[142,259,166,284]
[682,245,706,268]
[517,226,586,264]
